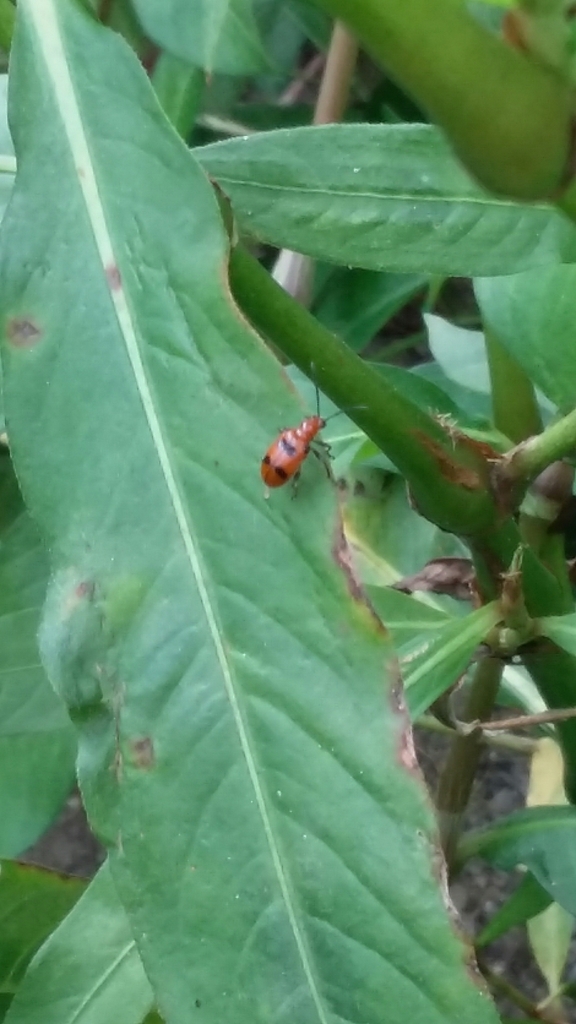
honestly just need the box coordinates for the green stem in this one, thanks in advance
[417,714,536,755]
[0,0,14,52]
[228,245,497,534]
[476,954,560,1022]
[435,657,503,869]
[312,0,573,199]
[485,329,542,444]
[504,409,576,482]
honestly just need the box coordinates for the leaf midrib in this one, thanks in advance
[28,2,328,1021]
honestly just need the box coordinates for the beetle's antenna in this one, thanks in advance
[323,405,366,423]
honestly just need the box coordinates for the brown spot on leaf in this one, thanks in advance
[332,518,387,635]
[63,578,95,618]
[129,735,155,769]
[6,316,42,349]
[389,660,420,775]
[105,264,122,290]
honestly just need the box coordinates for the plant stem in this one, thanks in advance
[228,245,498,534]
[485,329,542,444]
[313,21,358,124]
[435,657,503,869]
[0,0,13,52]
[273,22,359,304]
[312,0,573,200]
[417,713,536,754]
[476,955,563,1022]
[503,409,576,483]
[472,706,576,733]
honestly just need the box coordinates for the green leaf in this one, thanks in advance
[414,362,492,422]
[400,602,502,719]
[367,587,452,650]
[0,457,76,857]
[3,863,153,1024]
[425,314,490,395]
[0,4,500,1024]
[527,899,573,998]
[475,268,576,414]
[539,612,576,657]
[475,872,553,948]
[342,472,467,590]
[131,0,268,74]
[312,267,427,351]
[0,861,85,993]
[196,124,576,276]
[459,806,576,917]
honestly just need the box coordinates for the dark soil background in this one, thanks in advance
[21,727,576,1021]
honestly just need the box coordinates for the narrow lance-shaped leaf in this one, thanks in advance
[196,124,576,277]
[400,603,501,720]
[0,4,500,1024]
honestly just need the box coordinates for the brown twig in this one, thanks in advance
[417,713,536,754]
[313,21,359,124]
[467,706,576,734]
[279,52,325,106]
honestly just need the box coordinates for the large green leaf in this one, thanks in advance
[0,861,84,994]
[0,4,499,1024]
[459,806,576,917]
[196,124,576,276]
[475,268,576,413]
[0,456,76,857]
[4,862,153,1024]
[131,0,268,74]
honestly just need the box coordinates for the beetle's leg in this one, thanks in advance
[290,470,301,499]
[311,441,332,478]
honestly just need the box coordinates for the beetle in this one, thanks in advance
[261,385,356,493]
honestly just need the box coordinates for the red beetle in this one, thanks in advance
[261,385,356,492]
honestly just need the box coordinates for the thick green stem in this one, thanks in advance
[312,0,573,200]
[435,657,503,870]
[485,329,542,444]
[229,245,498,534]
[504,409,576,483]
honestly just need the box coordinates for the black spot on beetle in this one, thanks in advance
[279,436,298,457]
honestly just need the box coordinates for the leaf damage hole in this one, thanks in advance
[5,316,42,348]
[129,735,156,770]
